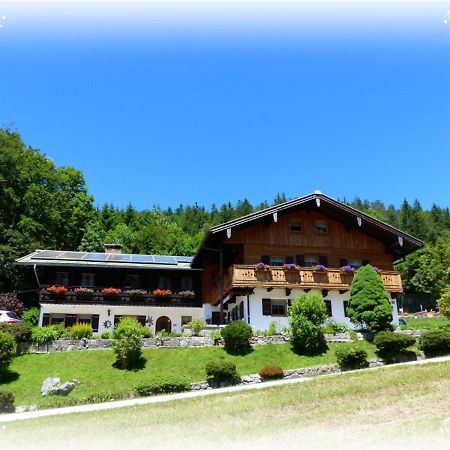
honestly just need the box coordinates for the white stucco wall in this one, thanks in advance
[233,288,399,331]
[39,303,204,335]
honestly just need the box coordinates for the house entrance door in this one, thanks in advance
[155,316,172,333]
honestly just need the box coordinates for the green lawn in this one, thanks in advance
[3,341,376,408]
[2,361,449,450]
[401,316,450,331]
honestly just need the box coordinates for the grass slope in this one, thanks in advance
[4,342,376,407]
[401,317,449,331]
[2,361,449,450]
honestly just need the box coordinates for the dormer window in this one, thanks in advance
[315,221,327,234]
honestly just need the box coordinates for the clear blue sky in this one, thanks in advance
[1,2,449,210]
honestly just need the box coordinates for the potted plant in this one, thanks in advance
[44,285,68,300]
[283,263,299,271]
[127,289,147,297]
[312,264,327,272]
[74,287,94,299]
[153,288,172,297]
[101,287,122,298]
[178,290,195,299]
[255,262,270,271]
[340,265,355,273]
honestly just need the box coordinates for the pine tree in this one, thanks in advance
[347,265,393,332]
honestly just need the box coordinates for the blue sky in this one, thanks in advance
[1,2,449,210]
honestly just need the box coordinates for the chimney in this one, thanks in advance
[104,244,123,254]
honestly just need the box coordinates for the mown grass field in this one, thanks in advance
[2,361,449,450]
[3,342,377,408]
[401,316,449,331]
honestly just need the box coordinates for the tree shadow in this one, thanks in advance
[112,357,147,371]
[379,350,417,364]
[224,346,254,356]
[0,370,20,384]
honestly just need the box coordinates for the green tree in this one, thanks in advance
[437,285,450,319]
[347,265,393,332]
[289,292,327,355]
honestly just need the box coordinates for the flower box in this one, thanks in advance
[255,262,270,271]
[283,263,299,271]
[312,264,327,272]
[45,285,68,295]
[340,265,355,273]
[127,289,147,297]
[178,290,195,298]
[153,288,172,297]
[102,287,122,297]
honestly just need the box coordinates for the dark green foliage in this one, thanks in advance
[335,343,368,370]
[0,391,15,413]
[0,322,31,343]
[31,325,67,345]
[437,285,450,319]
[258,364,284,379]
[289,292,328,355]
[112,318,147,369]
[135,379,190,396]
[22,307,40,326]
[348,265,393,332]
[0,331,16,375]
[419,330,450,357]
[220,321,253,351]
[100,330,111,339]
[373,331,416,363]
[205,361,241,385]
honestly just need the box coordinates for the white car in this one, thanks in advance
[0,310,23,324]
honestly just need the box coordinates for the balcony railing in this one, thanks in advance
[206,265,403,304]
[40,286,201,308]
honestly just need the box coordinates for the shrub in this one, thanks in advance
[69,323,93,339]
[335,343,368,370]
[188,318,206,336]
[437,285,450,319]
[220,321,253,351]
[266,321,278,336]
[22,307,40,326]
[373,332,416,354]
[0,391,15,413]
[419,330,450,357]
[0,293,25,315]
[31,325,67,345]
[0,331,16,375]
[112,318,146,369]
[0,322,32,342]
[258,364,284,380]
[347,265,393,332]
[211,330,222,344]
[135,379,190,396]
[205,361,240,385]
[289,292,327,355]
[322,321,349,335]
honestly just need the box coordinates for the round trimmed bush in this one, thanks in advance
[220,321,253,351]
[419,330,450,357]
[258,365,284,380]
[205,361,240,385]
[374,332,416,354]
[335,343,368,370]
[112,318,147,369]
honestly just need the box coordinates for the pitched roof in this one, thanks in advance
[192,191,423,266]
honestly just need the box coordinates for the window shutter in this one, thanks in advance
[42,313,50,326]
[261,255,270,265]
[319,255,328,267]
[262,298,271,316]
[92,315,99,332]
[295,255,305,266]
[362,260,370,266]
[339,258,348,266]
[285,256,294,264]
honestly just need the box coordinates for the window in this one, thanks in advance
[50,315,64,325]
[125,274,139,289]
[304,256,318,267]
[181,316,192,326]
[315,221,327,234]
[343,301,349,317]
[78,315,92,325]
[270,256,285,266]
[324,300,332,317]
[262,298,288,316]
[181,277,193,291]
[55,272,69,286]
[81,273,95,287]
[159,276,171,289]
[348,259,362,269]
[289,220,302,232]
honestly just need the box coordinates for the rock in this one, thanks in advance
[16,405,38,413]
[41,377,60,396]
[241,375,262,384]
[51,381,76,396]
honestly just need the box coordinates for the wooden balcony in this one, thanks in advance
[40,287,202,308]
[207,265,403,304]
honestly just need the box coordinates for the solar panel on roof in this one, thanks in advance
[107,254,132,262]
[175,256,193,263]
[153,255,178,265]
[82,253,109,261]
[32,250,65,259]
[131,254,154,263]
[57,251,87,260]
